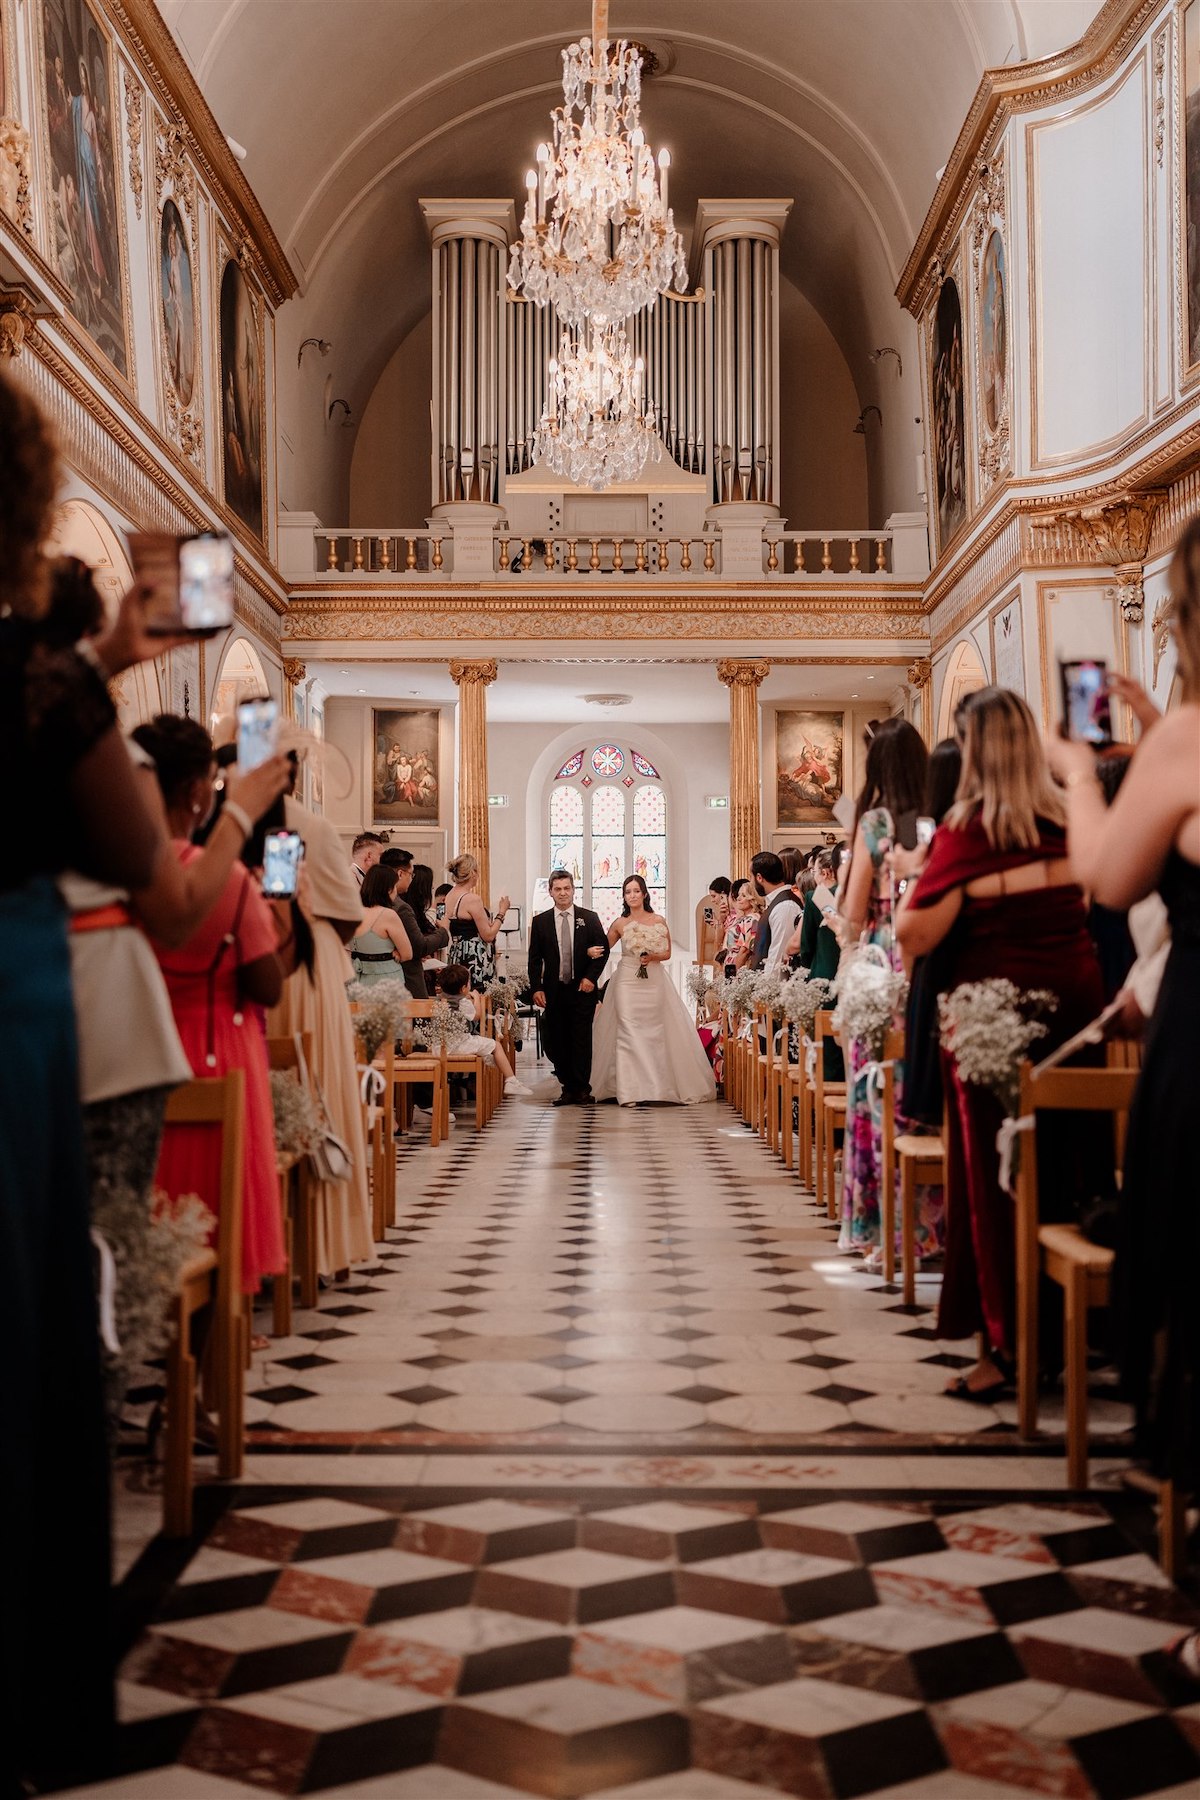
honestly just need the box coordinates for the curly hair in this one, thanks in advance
[0,369,60,620]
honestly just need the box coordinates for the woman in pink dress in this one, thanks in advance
[134,716,286,1293]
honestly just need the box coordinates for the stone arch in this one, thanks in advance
[936,638,988,740]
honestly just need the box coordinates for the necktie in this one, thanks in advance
[558,907,573,982]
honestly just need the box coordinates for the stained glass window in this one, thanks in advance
[545,747,666,929]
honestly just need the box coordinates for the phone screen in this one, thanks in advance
[1059,658,1113,748]
[237,696,278,772]
[262,829,303,898]
[916,816,936,847]
[178,533,235,631]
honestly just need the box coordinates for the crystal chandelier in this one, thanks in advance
[508,6,686,326]
[535,320,663,491]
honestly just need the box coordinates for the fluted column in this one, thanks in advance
[281,658,306,723]
[698,199,792,510]
[450,658,498,905]
[718,658,770,879]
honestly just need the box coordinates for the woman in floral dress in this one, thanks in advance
[836,720,943,1266]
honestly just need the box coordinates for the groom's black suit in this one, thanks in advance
[528,903,610,1098]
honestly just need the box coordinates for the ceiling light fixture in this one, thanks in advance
[537,321,662,490]
[580,691,634,705]
[509,0,685,327]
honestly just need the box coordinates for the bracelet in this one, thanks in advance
[223,800,253,839]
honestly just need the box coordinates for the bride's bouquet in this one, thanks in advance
[623,921,668,978]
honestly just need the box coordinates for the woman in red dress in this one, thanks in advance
[134,716,287,1293]
[897,688,1104,1400]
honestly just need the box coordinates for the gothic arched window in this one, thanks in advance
[546,744,665,927]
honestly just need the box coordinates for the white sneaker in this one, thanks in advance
[504,1077,533,1096]
[411,1105,456,1127]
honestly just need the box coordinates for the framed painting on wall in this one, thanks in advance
[219,255,264,540]
[775,710,844,826]
[930,273,967,552]
[1185,0,1200,370]
[372,708,440,824]
[37,0,130,377]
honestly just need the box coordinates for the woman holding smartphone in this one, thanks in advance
[350,863,413,985]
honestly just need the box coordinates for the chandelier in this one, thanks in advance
[535,320,663,491]
[508,9,686,326]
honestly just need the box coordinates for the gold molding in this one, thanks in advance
[898,0,1161,314]
[1151,589,1176,680]
[282,657,306,687]
[449,658,499,685]
[123,67,144,219]
[0,113,34,238]
[104,0,296,305]
[1057,488,1166,620]
[717,659,772,687]
[0,285,32,358]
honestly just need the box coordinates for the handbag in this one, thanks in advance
[293,1033,354,1184]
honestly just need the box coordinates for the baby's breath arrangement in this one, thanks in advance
[939,979,1057,1115]
[92,1182,211,1416]
[417,997,465,1049]
[271,1071,322,1162]
[686,966,721,1013]
[781,973,834,1034]
[832,946,907,1055]
[347,978,412,1060]
[723,966,760,1017]
[748,968,786,1013]
[484,975,519,1022]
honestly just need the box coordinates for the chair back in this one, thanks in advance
[164,1071,245,1323]
[813,1009,836,1101]
[267,1031,313,1074]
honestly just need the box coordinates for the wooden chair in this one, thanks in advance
[761,1004,787,1154]
[694,898,722,970]
[813,1011,847,1221]
[877,1030,945,1306]
[353,1032,395,1240]
[266,1034,318,1335]
[797,1030,819,1191]
[779,1020,803,1172]
[162,1071,246,1537]
[394,1000,451,1144]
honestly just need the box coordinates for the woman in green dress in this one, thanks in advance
[350,863,413,986]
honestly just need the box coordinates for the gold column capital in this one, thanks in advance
[907,656,932,690]
[1060,489,1167,625]
[0,288,33,360]
[282,658,307,688]
[450,657,499,687]
[717,658,771,690]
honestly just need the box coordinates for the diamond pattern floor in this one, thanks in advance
[86,1084,1199,1797]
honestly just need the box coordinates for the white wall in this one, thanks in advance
[778,280,870,530]
[349,313,434,525]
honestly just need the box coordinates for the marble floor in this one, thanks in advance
[80,1075,1200,1799]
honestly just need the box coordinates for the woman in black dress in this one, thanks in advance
[1048,521,1200,1535]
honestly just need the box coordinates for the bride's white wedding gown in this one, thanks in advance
[591,936,717,1106]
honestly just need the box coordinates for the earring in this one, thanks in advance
[192,802,202,816]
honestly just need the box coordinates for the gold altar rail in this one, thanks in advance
[311,528,896,579]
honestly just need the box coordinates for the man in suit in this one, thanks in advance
[528,869,609,1105]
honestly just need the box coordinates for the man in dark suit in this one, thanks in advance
[528,869,609,1105]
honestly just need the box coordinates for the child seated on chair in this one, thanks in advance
[438,963,531,1096]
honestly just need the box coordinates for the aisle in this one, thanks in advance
[88,1096,1200,1799]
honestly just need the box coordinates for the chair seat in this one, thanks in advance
[1038,1223,1114,1273]
[895,1133,944,1162]
[177,1248,219,1291]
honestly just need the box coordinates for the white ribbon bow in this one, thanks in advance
[853,1057,894,1097]
[90,1228,120,1355]
[802,1033,818,1078]
[997,1112,1035,1194]
[358,1062,386,1128]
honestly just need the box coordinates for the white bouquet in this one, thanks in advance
[723,966,760,1017]
[749,968,786,1013]
[939,979,1057,1116]
[781,973,835,1034]
[623,921,668,979]
[484,975,519,1022]
[347,979,412,1061]
[271,1070,323,1161]
[92,1184,210,1410]
[832,945,907,1056]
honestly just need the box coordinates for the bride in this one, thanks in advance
[592,876,717,1106]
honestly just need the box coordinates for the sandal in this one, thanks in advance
[945,1353,1015,1404]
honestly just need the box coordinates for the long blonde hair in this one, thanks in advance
[948,686,1064,850]
[1168,516,1200,703]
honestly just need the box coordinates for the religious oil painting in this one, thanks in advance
[979,230,1007,433]
[39,0,128,375]
[159,198,195,407]
[1186,0,1200,367]
[931,275,967,550]
[776,710,844,826]
[372,708,440,824]
[219,259,264,540]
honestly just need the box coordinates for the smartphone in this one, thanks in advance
[1059,657,1114,749]
[916,815,936,847]
[237,695,278,772]
[262,828,303,898]
[130,531,235,636]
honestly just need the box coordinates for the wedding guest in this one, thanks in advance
[722,877,760,974]
[898,687,1104,1399]
[749,851,802,973]
[134,716,288,1295]
[894,735,962,1131]
[0,368,161,1793]
[380,845,414,876]
[434,881,452,921]
[837,718,935,1265]
[439,962,531,1095]
[271,758,374,1275]
[1046,522,1200,1520]
[351,830,384,886]
[349,863,413,984]
[1086,754,1137,1000]
[398,861,450,997]
[445,852,509,991]
[790,847,844,1081]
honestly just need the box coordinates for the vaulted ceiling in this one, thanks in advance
[161,0,1098,519]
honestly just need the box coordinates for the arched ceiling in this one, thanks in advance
[160,0,1098,517]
